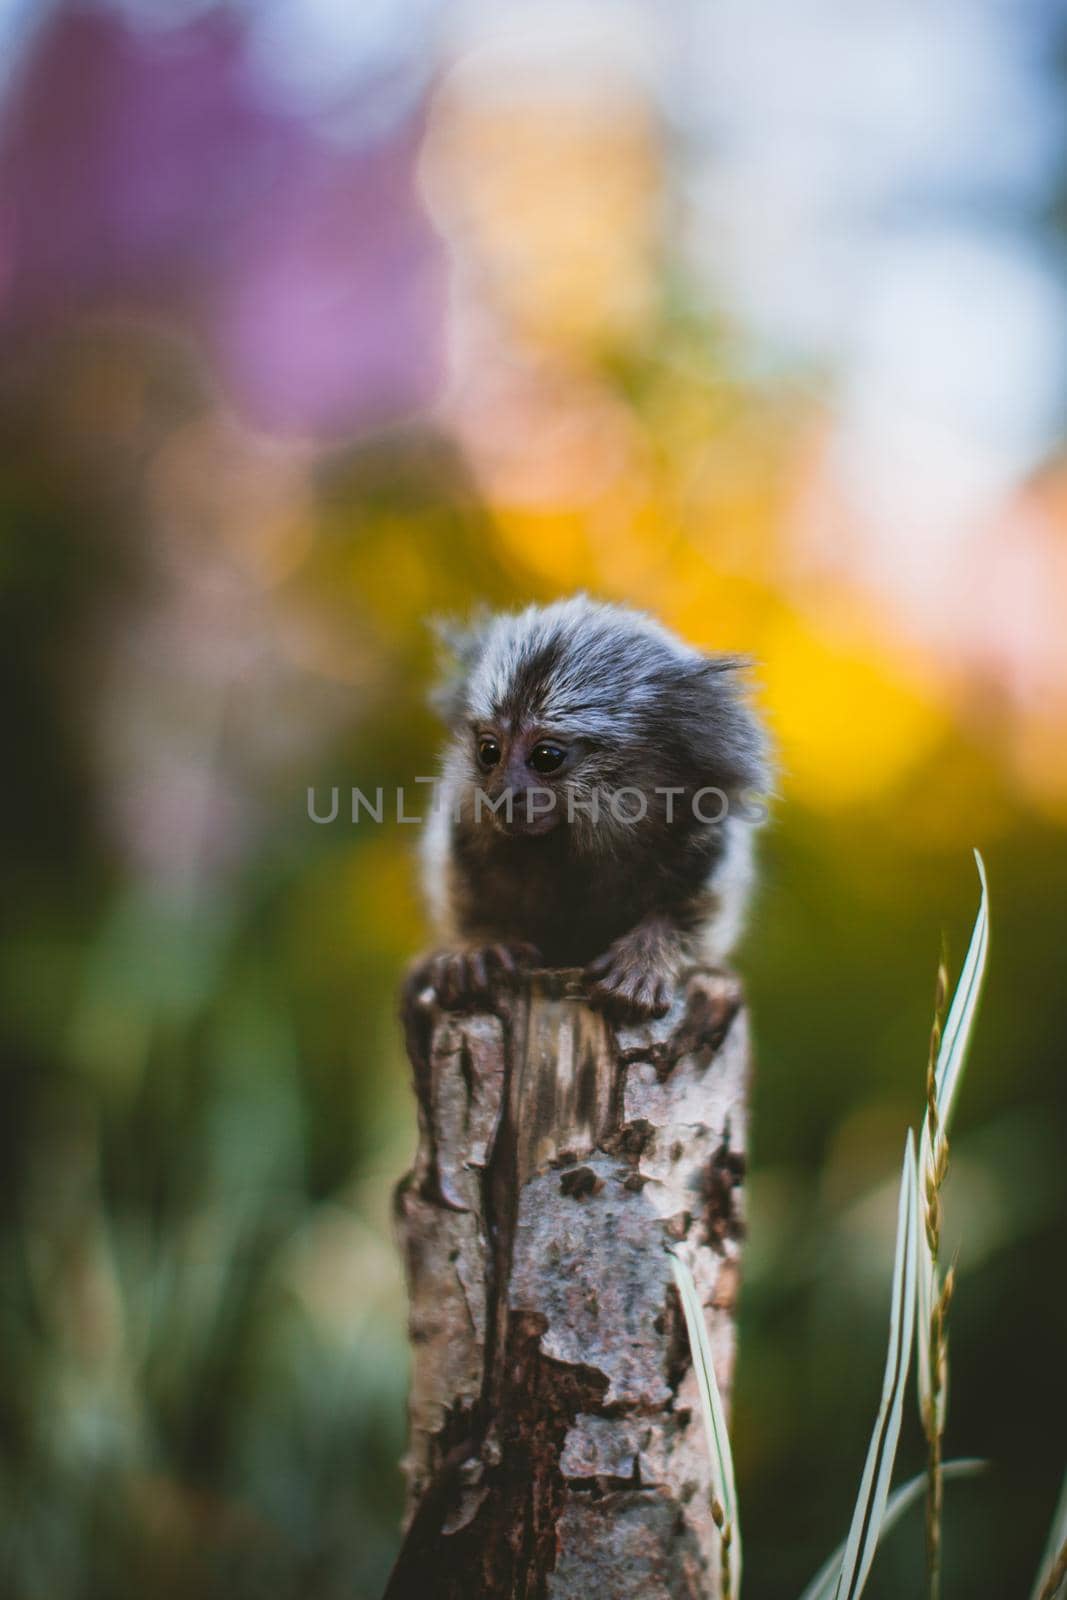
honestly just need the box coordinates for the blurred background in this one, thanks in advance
[2,2,1065,1596]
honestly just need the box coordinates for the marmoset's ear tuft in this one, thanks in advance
[685,652,773,798]
[698,651,754,677]
[428,610,492,724]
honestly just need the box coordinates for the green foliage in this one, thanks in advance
[828,1133,919,1600]
[683,859,1062,1600]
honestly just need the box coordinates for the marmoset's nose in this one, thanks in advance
[504,749,529,793]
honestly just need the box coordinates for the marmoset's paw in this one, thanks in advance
[585,941,673,1020]
[425,942,542,1010]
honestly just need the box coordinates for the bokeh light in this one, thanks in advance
[2,3,1065,1597]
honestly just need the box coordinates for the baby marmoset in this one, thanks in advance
[421,597,771,1018]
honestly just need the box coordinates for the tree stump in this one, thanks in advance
[386,965,749,1600]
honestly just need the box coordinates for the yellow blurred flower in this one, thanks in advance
[761,607,949,808]
[425,81,662,359]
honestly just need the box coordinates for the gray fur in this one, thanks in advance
[420,596,771,1017]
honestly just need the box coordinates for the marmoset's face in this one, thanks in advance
[465,717,589,836]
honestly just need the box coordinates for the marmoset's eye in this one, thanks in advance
[477,736,502,769]
[528,742,567,775]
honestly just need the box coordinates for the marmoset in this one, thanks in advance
[420,597,770,1018]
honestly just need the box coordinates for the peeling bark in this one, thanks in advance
[386,967,749,1600]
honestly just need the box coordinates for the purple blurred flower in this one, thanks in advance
[0,5,446,438]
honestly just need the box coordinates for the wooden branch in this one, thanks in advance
[387,966,749,1600]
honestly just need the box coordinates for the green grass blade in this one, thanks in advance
[918,850,989,1423]
[832,1132,919,1600]
[1030,1469,1067,1600]
[669,1249,742,1596]
[798,1460,986,1600]
[934,849,990,1130]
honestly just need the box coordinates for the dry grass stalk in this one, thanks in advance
[1037,1540,1067,1600]
[923,949,950,1600]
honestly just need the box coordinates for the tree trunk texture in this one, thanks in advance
[386,965,750,1600]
